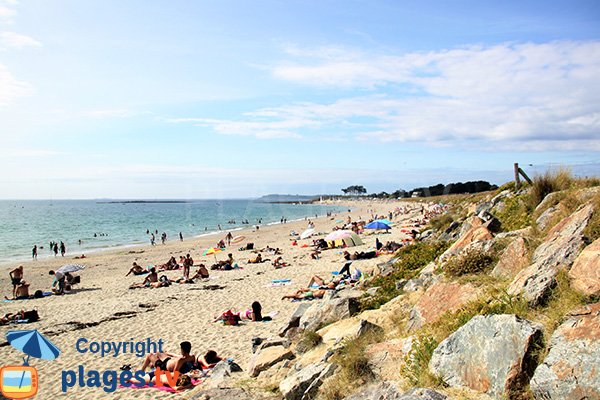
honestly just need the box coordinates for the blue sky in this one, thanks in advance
[1,0,599,199]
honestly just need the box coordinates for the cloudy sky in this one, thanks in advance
[1,0,599,199]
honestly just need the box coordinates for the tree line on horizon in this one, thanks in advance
[340,180,498,198]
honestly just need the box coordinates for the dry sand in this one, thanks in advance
[0,200,431,399]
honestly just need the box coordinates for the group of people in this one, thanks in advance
[7,265,80,300]
[128,341,227,391]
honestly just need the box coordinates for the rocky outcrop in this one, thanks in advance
[318,318,383,350]
[365,338,412,380]
[193,387,278,400]
[491,237,529,279]
[508,204,594,305]
[429,314,543,399]
[536,206,558,231]
[530,303,600,400]
[279,303,312,338]
[407,282,479,331]
[208,360,244,388]
[568,238,600,296]
[298,290,361,332]
[279,362,337,400]
[248,345,294,377]
[344,381,447,399]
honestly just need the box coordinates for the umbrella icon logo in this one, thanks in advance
[1,330,60,399]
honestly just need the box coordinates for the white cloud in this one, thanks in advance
[178,40,600,151]
[168,117,305,139]
[0,63,32,105]
[84,109,150,119]
[0,31,41,49]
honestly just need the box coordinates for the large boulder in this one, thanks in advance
[318,318,383,350]
[508,204,594,305]
[429,314,543,399]
[298,290,361,332]
[279,303,312,338]
[279,362,337,400]
[530,303,600,399]
[365,338,413,381]
[407,282,479,331]
[248,345,294,377]
[443,226,494,258]
[536,206,559,231]
[491,237,529,279]
[568,238,600,296]
[344,381,447,399]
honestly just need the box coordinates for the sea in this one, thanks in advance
[0,200,346,265]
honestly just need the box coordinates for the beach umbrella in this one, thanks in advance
[364,221,391,230]
[203,247,223,262]
[300,228,316,240]
[6,330,60,388]
[375,219,392,226]
[56,264,86,274]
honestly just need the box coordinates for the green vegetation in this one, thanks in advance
[321,329,383,400]
[360,242,450,311]
[401,335,443,387]
[444,248,496,277]
[583,196,600,242]
[295,330,322,354]
[528,168,575,209]
[495,193,533,231]
[428,213,455,233]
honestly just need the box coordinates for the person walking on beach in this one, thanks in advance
[60,241,66,257]
[53,242,58,256]
[161,232,167,245]
[179,232,183,241]
[150,233,155,246]
[32,245,37,260]
[9,266,24,299]
[225,232,233,246]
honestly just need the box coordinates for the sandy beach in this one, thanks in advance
[0,200,429,399]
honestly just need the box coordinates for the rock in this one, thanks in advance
[568,238,600,296]
[407,282,479,331]
[508,204,594,305]
[279,303,312,337]
[458,216,485,238]
[298,291,361,332]
[279,362,337,400]
[366,286,381,296]
[438,221,461,242]
[429,314,543,399]
[208,360,243,388]
[531,303,600,399]
[536,206,558,231]
[535,192,563,215]
[365,338,412,380]
[318,319,383,350]
[441,226,494,260]
[495,226,533,240]
[248,345,294,377]
[344,381,447,399]
[492,237,529,279]
[403,262,440,292]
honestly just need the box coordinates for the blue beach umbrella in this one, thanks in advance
[6,330,60,388]
[375,219,392,226]
[364,221,392,230]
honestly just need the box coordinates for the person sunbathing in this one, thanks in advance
[196,350,222,369]
[130,341,196,388]
[126,262,147,276]
[282,288,326,300]
[248,253,270,264]
[272,257,288,268]
[190,264,209,280]
[14,280,30,300]
[214,301,270,324]
[128,268,162,288]
[307,275,340,290]
[0,310,39,325]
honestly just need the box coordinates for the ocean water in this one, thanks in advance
[0,200,346,264]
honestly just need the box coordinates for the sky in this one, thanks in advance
[0,0,599,199]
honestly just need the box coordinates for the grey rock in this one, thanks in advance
[344,382,447,399]
[190,387,275,400]
[495,227,532,239]
[535,206,558,231]
[429,314,543,399]
[298,291,361,332]
[530,302,600,400]
[279,303,312,337]
[366,286,381,296]
[279,362,337,400]
[248,345,294,377]
[508,204,594,305]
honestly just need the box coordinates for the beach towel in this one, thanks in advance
[3,292,52,302]
[118,378,202,393]
[267,281,292,287]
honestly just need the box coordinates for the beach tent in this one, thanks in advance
[325,230,363,247]
[300,228,316,240]
[364,221,391,230]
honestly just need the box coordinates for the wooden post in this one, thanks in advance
[518,167,533,185]
[514,163,521,190]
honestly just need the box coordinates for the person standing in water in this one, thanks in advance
[53,243,59,256]
[32,245,37,260]
[179,232,183,241]
[60,241,66,257]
